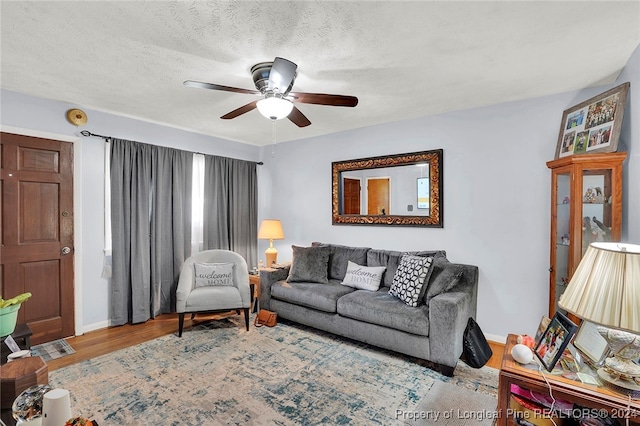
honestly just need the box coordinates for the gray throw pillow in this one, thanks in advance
[388,255,433,307]
[287,245,331,284]
[312,242,370,280]
[424,257,464,305]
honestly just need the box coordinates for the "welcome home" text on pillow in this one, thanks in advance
[194,262,235,287]
[341,261,386,291]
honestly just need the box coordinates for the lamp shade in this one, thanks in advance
[558,242,640,333]
[258,219,284,240]
[256,97,293,120]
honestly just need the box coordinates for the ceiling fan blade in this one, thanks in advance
[288,92,358,107]
[268,57,297,93]
[287,106,311,128]
[220,100,259,119]
[184,80,259,95]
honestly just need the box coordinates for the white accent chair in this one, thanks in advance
[176,250,252,336]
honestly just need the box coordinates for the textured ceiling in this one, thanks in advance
[1,1,639,146]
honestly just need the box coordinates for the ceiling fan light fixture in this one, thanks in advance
[257,96,293,120]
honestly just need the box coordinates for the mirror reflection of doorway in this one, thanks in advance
[367,178,390,215]
[342,178,361,214]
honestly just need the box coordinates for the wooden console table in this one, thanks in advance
[498,334,640,425]
[249,273,260,313]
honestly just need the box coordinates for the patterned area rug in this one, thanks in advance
[407,381,499,425]
[30,338,75,361]
[49,316,498,425]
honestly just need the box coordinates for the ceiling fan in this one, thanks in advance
[184,57,358,128]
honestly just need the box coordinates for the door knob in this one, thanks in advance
[61,246,72,255]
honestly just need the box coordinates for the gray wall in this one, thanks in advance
[0,90,259,332]
[257,44,640,342]
[617,44,640,243]
[1,44,637,341]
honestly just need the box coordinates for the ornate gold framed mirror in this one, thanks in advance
[332,149,443,227]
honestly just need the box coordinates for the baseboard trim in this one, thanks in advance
[485,333,507,344]
[82,320,111,334]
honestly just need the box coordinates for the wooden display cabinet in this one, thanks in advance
[546,152,626,317]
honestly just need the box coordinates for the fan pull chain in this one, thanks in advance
[271,119,277,158]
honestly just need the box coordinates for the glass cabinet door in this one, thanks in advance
[553,172,570,313]
[581,169,614,255]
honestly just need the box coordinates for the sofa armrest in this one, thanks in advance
[258,266,290,311]
[428,290,473,367]
[428,262,478,367]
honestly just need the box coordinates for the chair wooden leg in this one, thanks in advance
[178,313,185,337]
[243,308,250,331]
[190,313,196,320]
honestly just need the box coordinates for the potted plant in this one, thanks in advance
[0,292,32,337]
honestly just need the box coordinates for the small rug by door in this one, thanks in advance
[31,339,75,362]
[405,380,498,425]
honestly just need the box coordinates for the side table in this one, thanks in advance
[497,334,640,425]
[1,324,33,365]
[0,356,48,426]
[249,274,260,313]
[0,356,48,408]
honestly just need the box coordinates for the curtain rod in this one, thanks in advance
[80,130,110,140]
[80,130,263,165]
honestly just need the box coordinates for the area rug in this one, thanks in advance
[406,381,498,425]
[49,317,498,425]
[30,338,75,361]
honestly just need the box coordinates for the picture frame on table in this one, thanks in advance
[534,316,551,345]
[573,320,610,367]
[554,82,630,159]
[534,311,578,372]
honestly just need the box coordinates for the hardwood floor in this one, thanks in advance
[487,340,505,369]
[46,312,234,370]
[47,313,505,371]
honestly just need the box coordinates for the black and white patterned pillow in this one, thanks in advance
[389,255,433,307]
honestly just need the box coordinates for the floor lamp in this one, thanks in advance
[258,219,284,267]
[559,242,640,396]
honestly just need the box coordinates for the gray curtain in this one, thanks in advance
[203,155,258,270]
[150,148,192,316]
[110,139,192,325]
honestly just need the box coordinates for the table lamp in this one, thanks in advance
[258,219,284,267]
[558,242,640,395]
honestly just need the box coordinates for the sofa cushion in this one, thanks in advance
[193,262,234,288]
[312,242,370,281]
[340,261,386,291]
[337,289,430,336]
[367,249,446,287]
[389,255,433,307]
[271,280,355,313]
[287,245,331,284]
[424,257,465,305]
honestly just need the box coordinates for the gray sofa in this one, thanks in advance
[258,242,479,376]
